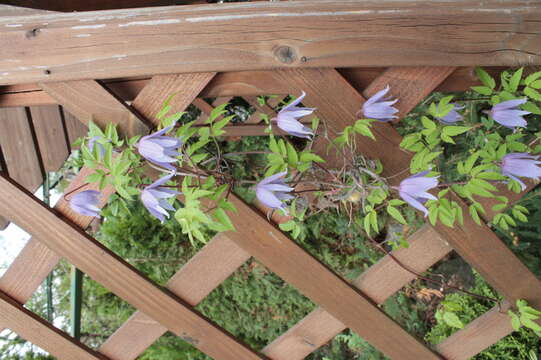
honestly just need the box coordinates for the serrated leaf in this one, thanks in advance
[475,67,496,89]
[386,205,407,224]
[524,71,541,86]
[442,126,471,137]
[443,312,464,329]
[508,67,523,92]
[525,87,541,101]
[471,86,493,96]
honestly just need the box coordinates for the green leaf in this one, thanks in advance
[475,67,496,89]
[522,101,541,115]
[443,312,464,329]
[286,142,299,166]
[508,67,523,92]
[471,86,492,96]
[524,71,541,86]
[386,205,407,225]
[469,205,482,226]
[299,152,325,163]
[421,116,436,130]
[525,87,541,101]
[442,126,471,137]
[529,80,541,89]
[508,310,522,331]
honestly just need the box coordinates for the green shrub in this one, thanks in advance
[425,273,540,359]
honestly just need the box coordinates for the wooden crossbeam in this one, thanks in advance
[0,68,512,108]
[40,80,149,137]
[0,1,539,85]
[0,289,108,360]
[436,302,513,360]
[0,174,265,360]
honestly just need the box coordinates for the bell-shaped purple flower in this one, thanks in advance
[137,126,181,171]
[361,85,398,122]
[486,98,530,129]
[274,92,315,139]
[141,173,179,223]
[69,190,101,217]
[397,171,439,217]
[436,104,464,124]
[255,170,294,214]
[500,152,541,191]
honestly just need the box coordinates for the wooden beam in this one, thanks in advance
[40,80,148,137]
[0,1,190,12]
[29,105,69,172]
[0,1,539,85]
[0,67,518,108]
[436,302,513,360]
[0,174,265,360]
[0,107,43,191]
[0,290,108,360]
[262,225,452,359]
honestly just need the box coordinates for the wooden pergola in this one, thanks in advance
[0,1,540,359]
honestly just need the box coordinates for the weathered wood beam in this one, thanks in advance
[0,290,108,360]
[0,1,539,85]
[0,1,195,12]
[0,67,520,108]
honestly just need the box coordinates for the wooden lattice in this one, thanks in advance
[0,2,541,360]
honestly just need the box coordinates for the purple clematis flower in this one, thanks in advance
[137,126,181,171]
[69,190,101,217]
[485,98,530,129]
[141,173,179,223]
[397,171,439,217]
[255,171,294,214]
[360,85,398,122]
[274,92,315,139]
[500,152,541,191]
[436,103,464,124]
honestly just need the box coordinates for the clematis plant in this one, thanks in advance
[71,66,541,244]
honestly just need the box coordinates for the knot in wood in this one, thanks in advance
[274,46,297,64]
[25,28,40,39]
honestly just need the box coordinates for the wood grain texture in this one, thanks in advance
[0,175,264,360]
[224,195,441,360]
[63,108,89,148]
[40,80,148,137]
[0,290,108,360]
[436,303,513,360]
[0,107,42,191]
[99,234,251,360]
[0,165,115,330]
[131,72,216,126]
[361,67,457,120]
[263,225,452,360]
[0,67,515,108]
[0,1,539,85]
[29,105,69,171]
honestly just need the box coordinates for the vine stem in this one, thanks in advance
[365,235,502,306]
